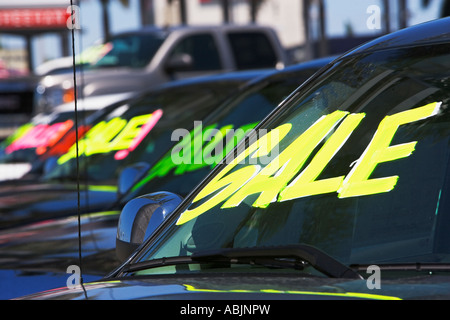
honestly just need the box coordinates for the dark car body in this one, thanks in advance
[0,70,267,230]
[0,58,332,299]
[16,17,450,300]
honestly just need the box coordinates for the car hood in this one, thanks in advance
[16,273,450,300]
[4,211,450,301]
[0,210,121,299]
[0,182,118,230]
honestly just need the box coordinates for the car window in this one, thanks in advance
[91,33,165,69]
[42,79,246,183]
[123,67,322,201]
[227,32,278,70]
[134,43,450,274]
[168,34,222,71]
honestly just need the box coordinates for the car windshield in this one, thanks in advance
[42,79,246,184]
[89,32,166,69]
[132,43,450,274]
[122,66,320,202]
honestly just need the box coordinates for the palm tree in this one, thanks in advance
[382,0,391,33]
[99,0,130,41]
[398,0,407,29]
[249,0,266,23]
[221,0,230,23]
[422,0,450,17]
[302,0,327,58]
[139,0,154,25]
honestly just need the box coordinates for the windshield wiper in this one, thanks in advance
[350,263,450,272]
[122,244,362,279]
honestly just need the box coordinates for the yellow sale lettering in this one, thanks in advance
[222,110,349,209]
[279,112,366,201]
[176,102,440,225]
[176,123,292,225]
[337,102,440,198]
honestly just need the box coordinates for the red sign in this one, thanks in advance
[0,8,70,30]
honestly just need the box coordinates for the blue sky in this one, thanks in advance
[326,0,442,36]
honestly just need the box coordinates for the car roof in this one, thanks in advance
[107,24,278,40]
[341,17,450,59]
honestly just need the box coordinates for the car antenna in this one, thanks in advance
[69,0,88,300]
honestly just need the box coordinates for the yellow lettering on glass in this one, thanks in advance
[279,112,365,201]
[176,123,292,225]
[58,118,123,164]
[175,102,441,225]
[222,110,349,209]
[338,102,441,198]
[57,113,156,164]
[84,117,127,156]
[107,114,153,151]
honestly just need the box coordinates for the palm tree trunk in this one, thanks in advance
[442,0,450,16]
[221,0,230,23]
[100,0,111,41]
[302,0,313,60]
[140,0,154,25]
[398,0,407,29]
[383,0,391,34]
[318,0,328,57]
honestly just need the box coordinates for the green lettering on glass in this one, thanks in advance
[131,121,259,192]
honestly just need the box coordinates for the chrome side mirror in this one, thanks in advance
[117,162,150,198]
[116,191,183,262]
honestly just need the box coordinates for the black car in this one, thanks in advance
[0,58,332,299]
[0,69,266,230]
[17,17,450,300]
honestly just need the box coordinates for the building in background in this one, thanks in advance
[0,0,71,72]
[147,0,378,62]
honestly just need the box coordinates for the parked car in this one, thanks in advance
[0,69,267,230]
[0,74,38,140]
[0,92,132,182]
[35,25,289,113]
[0,58,332,299]
[16,17,450,300]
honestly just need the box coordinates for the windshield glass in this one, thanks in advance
[134,43,450,272]
[42,79,246,184]
[89,32,165,69]
[0,109,95,165]
[122,67,318,202]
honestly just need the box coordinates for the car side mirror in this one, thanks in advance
[117,162,150,198]
[164,53,193,74]
[116,191,183,262]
